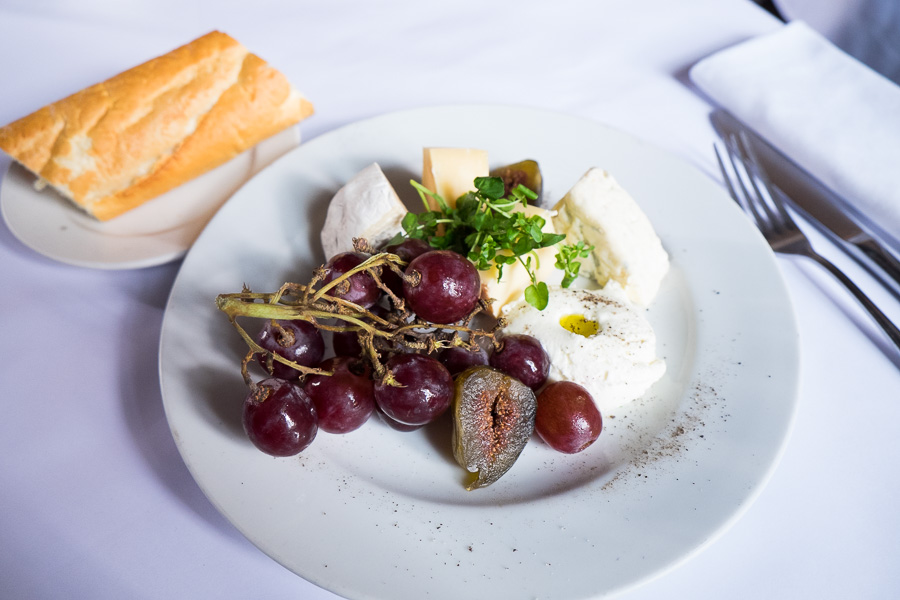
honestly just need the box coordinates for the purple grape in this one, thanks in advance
[332,305,389,358]
[374,353,453,426]
[332,329,363,358]
[375,405,424,432]
[438,345,489,376]
[304,357,375,434]
[382,238,432,297]
[256,319,325,379]
[535,382,602,454]
[489,334,550,391]
[323,252,380,309]
[402,250,481,324]
[242,378,317,456]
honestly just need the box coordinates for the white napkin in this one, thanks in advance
[690,21,900,240]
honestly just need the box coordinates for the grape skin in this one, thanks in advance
[402,250,480,324]
[304,357,375,434]
[256,319,325,379]
[382,238,432,297]
[489,334,550,391]
[535,381,602,454]
[242,378,318,456]
[374,353,453,426]
[323,252,381,309]
[438,345,489,376]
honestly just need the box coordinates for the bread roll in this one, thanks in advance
[0,31,313,221]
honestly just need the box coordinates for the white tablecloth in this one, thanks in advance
[2,1,899,598]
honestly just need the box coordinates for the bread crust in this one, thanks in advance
[0,31,313,221]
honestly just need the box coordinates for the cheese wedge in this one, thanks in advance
[479,205,563,316]
[422,147,488,209]
[552,168,668,306]
[320,163,407,259]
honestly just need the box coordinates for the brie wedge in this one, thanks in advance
[321,163,407,259]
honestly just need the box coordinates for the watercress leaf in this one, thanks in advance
[524,282,549,311]
[401,212,418,234]
[474,176,506,200]
[539,233,567,247]
[512,237,532,256]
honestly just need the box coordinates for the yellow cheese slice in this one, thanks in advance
[422,147,488,210]
[479,205,563,316]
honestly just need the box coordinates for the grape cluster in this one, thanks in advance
[224,238,601,461]
[230,241,498,457]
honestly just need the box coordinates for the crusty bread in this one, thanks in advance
[0,31,313,221]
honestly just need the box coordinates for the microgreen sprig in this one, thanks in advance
[555,240,594,288]
[394,176,586,310]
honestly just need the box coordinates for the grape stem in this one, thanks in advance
[216,243,502,387]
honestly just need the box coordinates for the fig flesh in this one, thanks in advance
[490,159,542,203]
[452,366,536,490]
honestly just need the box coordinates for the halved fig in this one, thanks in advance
[490,159,542,203]
[452,366,537,490]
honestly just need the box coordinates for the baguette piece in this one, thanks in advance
[0,31,313,221]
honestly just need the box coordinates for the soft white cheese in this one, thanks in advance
[502,284,666,414]
[320,163,408,259]
[552,168,668,306]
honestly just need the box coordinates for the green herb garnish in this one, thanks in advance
[394,176,589,311]
[555,240,593,288]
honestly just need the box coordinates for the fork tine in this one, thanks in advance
[717,139,771,228]
[735,130,797,230]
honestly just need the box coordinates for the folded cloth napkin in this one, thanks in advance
[690,21,900,241]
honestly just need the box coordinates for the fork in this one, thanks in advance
[715,132,900,351]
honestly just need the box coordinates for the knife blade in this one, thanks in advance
[711,109,900,300]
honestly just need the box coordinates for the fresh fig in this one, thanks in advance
[451,366,537,490]
[490,159,542,203]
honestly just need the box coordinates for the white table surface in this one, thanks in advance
[2,1,899,598]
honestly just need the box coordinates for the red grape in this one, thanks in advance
[489,334,550,391]
[438,345,489,376]
[382,238,432,297]
[304,357,375,434]
[374,353,453,426]
[256,319,324,379]
[323,252,380,308]
[402,250,480,324]
[242,378,318,456]
[332,305,388,358]
[375,405,424,432]
[535,382,602,454]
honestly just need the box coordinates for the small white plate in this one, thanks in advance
[0,127,299,269]
[159,105,800,600]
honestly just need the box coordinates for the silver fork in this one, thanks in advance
[715,132,900,351]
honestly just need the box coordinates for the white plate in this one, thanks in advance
[159,105,800,600]
[0,127,299,270]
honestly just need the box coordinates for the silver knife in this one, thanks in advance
[711,109,900,300]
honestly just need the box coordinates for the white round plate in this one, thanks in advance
[0,127,298,270]
[159,105,800,600]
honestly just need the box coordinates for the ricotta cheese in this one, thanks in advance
[552,168,668,306]
[320,163,407,259]
[502,284,666,414]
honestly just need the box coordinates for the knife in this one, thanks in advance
[710,109,900,300]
